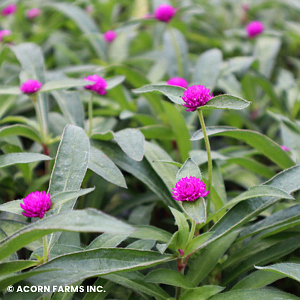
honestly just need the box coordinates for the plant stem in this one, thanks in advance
[88,93,94,136]
[32,97,46,144]
[43,235,48,263]
[188,219,196,242]
[197,109,213,217]
[168,25,184,78]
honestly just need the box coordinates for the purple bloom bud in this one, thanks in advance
[20,191,51,218]
[167,77,188,89]
[0,29,11,42]
[103,30,117,43]
[84,74,107,95]
[182,85,213,111]
[20,79,42,94]
[246,21,264,38]
[178,249,184,256]
[26,8,41,19]
[1,4,17,16]
[172,176,209,202]
[154,4,177,23]
[281,145,290,152]
[143,14,153,19]
[242,3,250,12]
[85,5,94,13]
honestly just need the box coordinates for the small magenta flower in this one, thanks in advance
[20,79,42,94]
[154,4,177,23]
[178,249,184,256]
[85,5,94,13]
[1,4,17,16]
[26,8,41,19]
[84,74,107,95]
[246,21,264,38]
[167,77,188,89]
[281,145,290,152]
[20,191,51,218]
[172,176,209,202]
[182,85,213,111]
[103,30,117,43]
[242,3,250,12]
[0,29,11,42]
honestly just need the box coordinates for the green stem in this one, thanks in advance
[188,219,196,243]
[168,25,183,78]
[175,286,181,300]
[197,109,213,217]
[32,98,46,144]
[88,93,94,136]
[43,235,48,263]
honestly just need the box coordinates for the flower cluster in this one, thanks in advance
[103,30,117,43]
[1,4,17,16]
[246,21,264,38]
[20,79,43,94]
[0,29,11,42]
[172,176,209,202]
[167,77,188,89]
[20,79,42,94]
[26,8,41,19]
[20,191,51,218]
[182,85,213,111]
[84,74,107,95]
[154,4,177,23]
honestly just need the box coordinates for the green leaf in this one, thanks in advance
[0,125,41,144]
[46,3,106,60]
[169,207,189,249]
[113,128,145,161]
[232,270,284,290]
[104,272,170,300]
[202,94,250,111]
[0,208,135,261]
[144,141,178,193]
[210,289,299,300]
[180,285,224,300]
[126,239,156,250]
[133,84,185,105]
[0,152,51,169]
[191,126,295,169]
[176,158,201,182]
[185,232,214,256]
[0,86,21,95]
[51,91,84,128]
[144,269,195,289]
[19,249,173,288]
[86,233,129,250]
[106,75,126,90]
[186,231,238,286]
[182,198,206,224]
[0,260,38,276]
[192,48,223,90]
[130,225,172,244]
[88,146,127,188]
[139,125,175,140]
[40,79,92,92]
[256,263,300,283]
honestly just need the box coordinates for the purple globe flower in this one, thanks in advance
[167,77,188,89]
[281,145,290,152]
[26,8,41,19]
[103,30,117,43]
[1,4,17,16]
[154,4,177,23]
[172,176,209,202]
[0,29,11,42]
[182,85,213,111]
[20,191,51,218]
[20,79,42,94]
[246,21,264,38]
[84,74,107,95]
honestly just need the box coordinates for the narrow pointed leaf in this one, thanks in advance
[180,285,224,300]
[106,75,125,90]
[0,86,21,95]
[176,158,201,182]
[40,79,93,92]
[202,94,250,110]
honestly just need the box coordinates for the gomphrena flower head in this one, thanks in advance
[182,85,213,111]
[84,74,107,95]
[26,8,41,19]
[172,176,209,202]
[246,21,264,38]
[281,145,290,152]
[103,30,117,43]
[20,191,51,218]
[154,4,177,23]
[167,77,188,89]
[1,4,17,16]
[20,79,42,94]
[0,29,11,42]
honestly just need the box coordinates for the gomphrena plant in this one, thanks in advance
[0,1,300,299]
